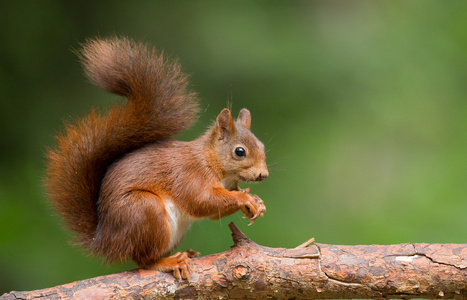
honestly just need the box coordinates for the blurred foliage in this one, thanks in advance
[1,0,466,294]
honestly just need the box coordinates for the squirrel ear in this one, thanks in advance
[237,108,251,130]
[216,108,236,140]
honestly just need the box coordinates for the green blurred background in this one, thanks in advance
[1,0,466,294]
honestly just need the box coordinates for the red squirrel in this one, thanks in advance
[45,37,268,280]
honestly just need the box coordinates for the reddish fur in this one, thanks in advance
[46,37,267,277]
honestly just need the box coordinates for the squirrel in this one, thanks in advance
[45,37,268,280]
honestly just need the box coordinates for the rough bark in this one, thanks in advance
[2,223,466,299]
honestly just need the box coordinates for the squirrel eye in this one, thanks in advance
[234,147,246,158]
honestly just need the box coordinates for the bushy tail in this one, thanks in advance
[46,37,199,246]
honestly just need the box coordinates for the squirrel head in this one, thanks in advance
[211,108,268,187]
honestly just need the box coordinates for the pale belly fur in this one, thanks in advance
[163,198,199,249]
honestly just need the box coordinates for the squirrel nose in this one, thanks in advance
[256,172,269,181]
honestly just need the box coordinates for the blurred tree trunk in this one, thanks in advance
[2,223,466,299]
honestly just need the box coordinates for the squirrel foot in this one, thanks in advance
[152,250,199,280]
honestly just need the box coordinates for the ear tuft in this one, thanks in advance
[237,108,251,130]
[216,108,235,140]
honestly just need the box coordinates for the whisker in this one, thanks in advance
[267,168,288,173]
[265,132,279,147]
[203,104,210,113]
[267,161,282,167]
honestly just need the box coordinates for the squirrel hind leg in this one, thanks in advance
[149,250,199,280]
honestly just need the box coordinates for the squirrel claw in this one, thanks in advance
[185,249,200,258]
[247,213,260,226]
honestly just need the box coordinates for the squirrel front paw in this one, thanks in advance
[240,188,266,225]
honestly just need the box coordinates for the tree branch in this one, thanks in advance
[2,223,466,299]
